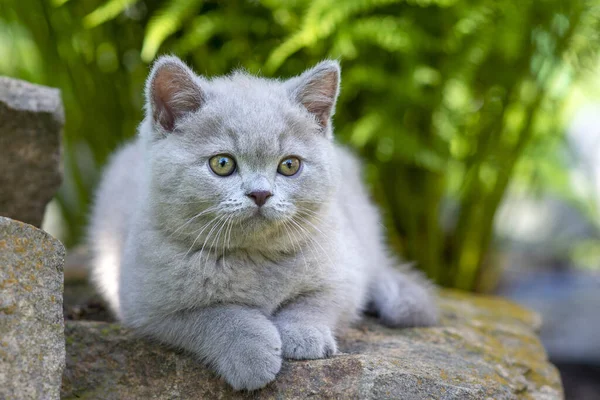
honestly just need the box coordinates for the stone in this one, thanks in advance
[61,287,563,399]
[0,217,66,400]
[0,77,64,227]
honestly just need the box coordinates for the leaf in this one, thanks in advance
[83,0,140,28]
[265,0,459,73]
[174,13,221,55]
[141,0,204,62]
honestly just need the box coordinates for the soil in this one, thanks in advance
[63,280,114,322]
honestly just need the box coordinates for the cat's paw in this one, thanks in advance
[369,270,439,328]
[276,322,337,360]
[215,323,282,391]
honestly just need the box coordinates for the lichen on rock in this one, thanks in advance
[0,217,65,400]
[61,285,563,399]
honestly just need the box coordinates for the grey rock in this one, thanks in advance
[0,77,64,227]
[0,217,66,400]
[62,289,563,399]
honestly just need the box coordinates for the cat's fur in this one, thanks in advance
[89,56,438,391]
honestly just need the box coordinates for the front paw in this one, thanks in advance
[276,322,337,360]
[215,323,282,391]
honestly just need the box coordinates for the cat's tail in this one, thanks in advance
[366,263,439,328]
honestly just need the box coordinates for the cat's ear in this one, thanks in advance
[146,56,205,132]
[286,60,340,131]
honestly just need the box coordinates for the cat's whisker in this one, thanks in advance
[280,220,298,257]
[167,206,219,238]
[178,214,225,283]
[293,206,335,226]
[226,215,237,252]
[297,202,387,229]
[295,209,358,257]
[191,214,228,262]
[285,221,314,271]
[207,215,229,255]
[178,215,220,260]
[219,215,235,268]
[295,214,335,239]
[212,214,233,257]
[296,209,329,227]
[221,216,236,269]
[290,215,339,271]
[283,220,308,272]
[187,213,222,237]
[286,218,328,274]
[196,214,230,282]
[160,200,214,205]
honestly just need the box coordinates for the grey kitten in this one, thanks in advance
[88,56,438,391]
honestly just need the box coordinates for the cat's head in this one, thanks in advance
[141,56,342,251]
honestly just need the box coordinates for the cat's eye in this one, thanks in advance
[277,156,301,176]
[209,154,236,176]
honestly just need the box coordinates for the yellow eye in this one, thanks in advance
[209,154,236,176]
[278,156,301,176]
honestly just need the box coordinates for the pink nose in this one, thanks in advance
[246,190,272,207]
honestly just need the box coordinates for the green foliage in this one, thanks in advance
[141,0,204,61]
[1,0,599,290]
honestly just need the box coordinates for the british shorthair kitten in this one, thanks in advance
[89,56,438,391]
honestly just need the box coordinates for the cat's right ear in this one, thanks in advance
[146,56,205,133]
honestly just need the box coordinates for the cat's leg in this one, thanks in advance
[367,265,439,328]
[272,293,339,360]
[132,305,282,391]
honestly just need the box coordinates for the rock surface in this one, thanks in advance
[0,217,66,400]
[61,286,563,399]
[0,77,64,227]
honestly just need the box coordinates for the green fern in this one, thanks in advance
[141,0,203,61]
[83,0,140,27]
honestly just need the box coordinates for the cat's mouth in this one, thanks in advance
[251,207,274,222]
[238,205,287,225]
[232,206,269,225]
[256,207,274,218]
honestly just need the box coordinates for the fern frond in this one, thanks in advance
[350,113,383,147]
[83,0,140,28]
[141,0,203,62]
[347,16,439,53]
[174,13,222,55]
[265,0,458,73]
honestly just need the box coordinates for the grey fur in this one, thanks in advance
[88,56,438,391]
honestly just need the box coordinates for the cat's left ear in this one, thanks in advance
[146,55,205,133]
[286,60,340,133]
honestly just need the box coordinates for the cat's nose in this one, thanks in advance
[246,190,273,207]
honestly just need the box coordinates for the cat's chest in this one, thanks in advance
[185,250,317,312]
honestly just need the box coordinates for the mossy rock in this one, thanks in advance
[61,289,563,399]
[0,217,65,400]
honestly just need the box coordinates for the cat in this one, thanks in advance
[88,55,438,391]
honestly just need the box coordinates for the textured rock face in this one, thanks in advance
[0,77,64,227]
[0,217,66,400]
[62,287,563,399]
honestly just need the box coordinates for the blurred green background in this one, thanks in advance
[2,0,600,291]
